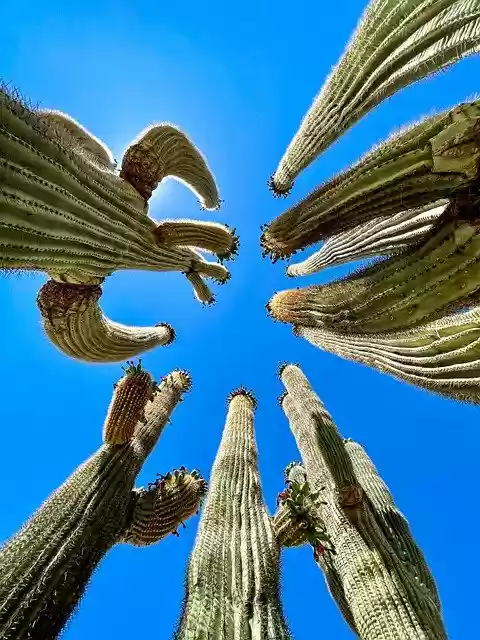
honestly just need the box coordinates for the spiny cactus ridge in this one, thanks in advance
[278,364,446,640]
[0,364,206,638]
[270,0,480,195]
[174,389,291,640]
[0,85,236,362]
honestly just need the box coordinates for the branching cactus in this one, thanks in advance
[0,366,207,639]
[0,86,238,361]
[262,99,480,260]
[174,389,291,640]
[269,0,480,195]
[295,306,480,403]
[277,364,446,640]
[268,201,480,335]
[287,200,448,278]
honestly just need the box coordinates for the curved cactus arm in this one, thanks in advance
[154,220,239,262]
[120,123,220,208]
[343,438,441,607]
[0,86,234,290]
[287,200,448,277]
[184,271,215,305]
[262,100,480,260]
[174,389,291,640]
[279,365,446,639]
[270,0,480,195]
[296,306,480,403]
[268,206,480,335]
[37,109,116,170]
[0,367,191,639]
[37,279,175,363]
[122,469,207,546]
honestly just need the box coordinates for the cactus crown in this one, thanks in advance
[122,359,145,376]
[226,386,257,409]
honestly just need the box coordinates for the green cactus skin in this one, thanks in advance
[0,85,233,287]
[279,364,446,640]
[262,100,480,260]
[0,369,206,639]
[37,280,175,363]
[174,389,292,640]
[287,200,448,278]
[154,220,239,262]
[269,0,480,195]
[296,306,480,403]
[268,203,480,335]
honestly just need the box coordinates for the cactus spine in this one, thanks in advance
[270,0,480,195]
[277,364,445,639]
[0,85,236,361]
[174,389,291,640]
[0,368,206,639]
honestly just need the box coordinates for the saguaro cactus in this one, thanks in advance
[268,201,480,335]
[0,367,206,639]
[295,307,480,403]
[276,364,446,639]
[174,389,291,640]
[262,100,480,260]
[270,0,480,195]
[0,86,238,361]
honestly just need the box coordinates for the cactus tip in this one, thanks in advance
[227,386,257,409]
[267,175,292,198]
[155,322,176,345]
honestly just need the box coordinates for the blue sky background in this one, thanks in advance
[1,1,479,638]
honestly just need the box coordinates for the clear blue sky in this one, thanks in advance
[1,1,479,638]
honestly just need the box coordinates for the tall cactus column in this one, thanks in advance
[0,366,206,639]
[277,364,446,640]
[174,389,291,640]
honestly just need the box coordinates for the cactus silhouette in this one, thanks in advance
[0,85,238,361]
[262,100,480,260]
[269,0,480,195]
[174,389,291,640]
[268,200,480,335]
[287,200,448,278]
[277,364,445,639]
[0,366,206,639]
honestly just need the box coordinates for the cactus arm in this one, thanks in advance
[175,390,291,640]
[268,207,480,335]
[0,86,233,287]
[269,0,480,194]
[123,469,207,546]
[37,109,116,170]
[262,101,480,259]
[279,365,446,639]
[296,306,480,402]
[287,200,448,277]
[0,368,194,638]
[37,280,175,363]
[343,439,441,607]
[154,220,239,261]
[184,271,215,305]
[120,123,220,209]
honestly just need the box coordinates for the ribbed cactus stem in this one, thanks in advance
[37,279,175,362]
[296,307,480,402]
[279,365,446,639]
[154,220,239,261]
[287,200,448,277]
[0,369,196,638]
[262,100,480,259]
[103,360,154,443]
[343,439,440,608]
[174,389,291,640]
[120,123,220,208]
[269,205,480,335]
[0,86,232,290]
[37,109,116,170]
[123,469,207,546]
[270,0,480,194]
[185,271,215,305]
